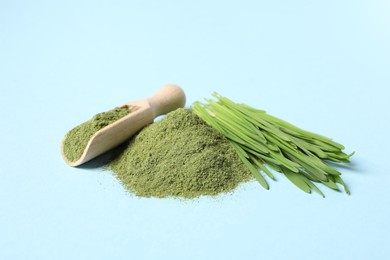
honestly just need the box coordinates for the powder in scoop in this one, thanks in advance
[107,108,252,198]
[62,107,130,162]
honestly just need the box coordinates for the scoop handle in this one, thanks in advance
[147,84,186,118]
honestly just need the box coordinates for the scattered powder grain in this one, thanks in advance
[62,107,130,162]
[107,108,252,198]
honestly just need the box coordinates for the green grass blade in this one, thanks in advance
[283,169,311,193]
[192,93,353,196]
[230,142,269,189]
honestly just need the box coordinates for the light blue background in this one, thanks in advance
[1,0,389,259]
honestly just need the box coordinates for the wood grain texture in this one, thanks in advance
[61,84,186,166]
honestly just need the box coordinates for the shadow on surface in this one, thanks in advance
[77,141,129,169]
[326,153,364,174]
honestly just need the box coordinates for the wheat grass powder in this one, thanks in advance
[107,108,252,198]
[62,107,130,162]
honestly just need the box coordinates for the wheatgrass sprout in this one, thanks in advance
[192,93,354,197]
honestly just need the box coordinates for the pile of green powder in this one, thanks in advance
[108,108,252,199]
[62,107,130,162]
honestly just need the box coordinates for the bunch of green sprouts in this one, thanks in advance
[192,93,354,197]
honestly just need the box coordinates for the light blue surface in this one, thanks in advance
[1,0,389,259]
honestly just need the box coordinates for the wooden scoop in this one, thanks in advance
[61,84,186,166]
